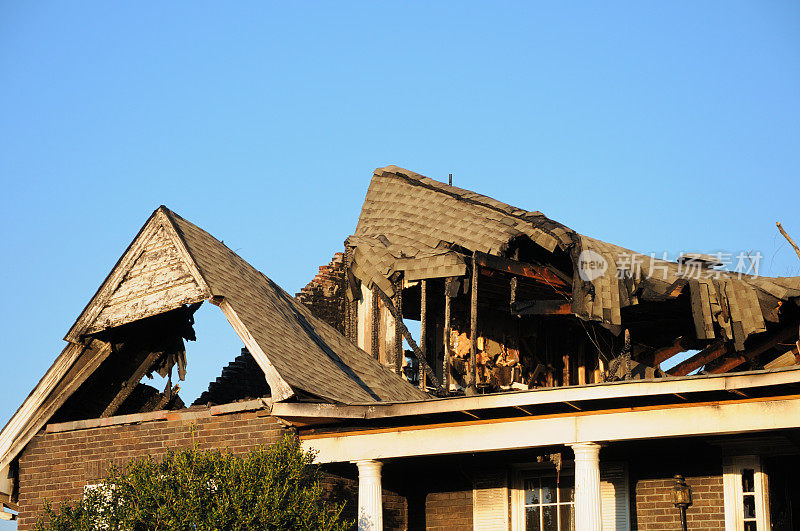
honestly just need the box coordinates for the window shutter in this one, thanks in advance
[473,469,508,531]
[600,463,630,531]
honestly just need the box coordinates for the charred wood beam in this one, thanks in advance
[419,279,428,390]
[371,288,380,360]
[667,341,730,377]
[394,280,403,374]
[512,300,572,316]
[152,384,180,411]
[708,326,799,374]
[141,381,180,413]
[101,350,162,418]
[469,252,479,392]
[577,341,586,385]
[651,336,700,366]
[510,276,517,308]
[373,288,440,388]
[443,277,453,392]
[473,251,570,291]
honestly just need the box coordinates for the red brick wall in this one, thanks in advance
[16,411,287,530]
[425,487,473,531]
[634,475,724,530]
[320,471,406,531]
[296,252,346,334]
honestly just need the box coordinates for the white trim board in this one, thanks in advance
[302,396,800,463]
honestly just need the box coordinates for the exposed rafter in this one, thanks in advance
[668,341,730,377]
[473,251,570,291]
[709,326,799,374]
[101,350,164,418]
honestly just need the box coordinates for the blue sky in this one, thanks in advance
[1,2,799,525]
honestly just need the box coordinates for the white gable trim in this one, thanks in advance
[214,298,294,402]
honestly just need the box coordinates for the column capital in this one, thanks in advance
[570,442,602,458]
[354,459,383,476]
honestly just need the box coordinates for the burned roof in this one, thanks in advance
[348,165,800,353]
[0,206,425,472]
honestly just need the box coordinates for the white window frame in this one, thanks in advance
[511,462,575,531]
[722,455,770,531]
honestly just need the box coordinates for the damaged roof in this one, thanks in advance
[348,165,800,351]
[0,206,424,471]
[161,208,425,404]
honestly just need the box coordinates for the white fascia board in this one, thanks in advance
[275,367,800,420]
[301,396,800,463]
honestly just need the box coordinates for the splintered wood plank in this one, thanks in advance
[470,253,479,389]
[709,326,799,374]
[419,280,428,389]
[577,341,586,386]
[443,278,453,391]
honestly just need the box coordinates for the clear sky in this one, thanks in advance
[1,2,799,526]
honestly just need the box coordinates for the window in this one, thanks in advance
[512,465,574,531]
[741,469,757,530]
[510,462,630,531]
[522,472,574,531]
[723,456,770,531]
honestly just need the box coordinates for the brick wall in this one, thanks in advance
[425,487,472,531]
[16,411,287,530]
[321,470,406,531]
[634,474,724,530]
[296,252,346,334]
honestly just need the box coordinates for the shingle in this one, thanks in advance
[163,209,426,404]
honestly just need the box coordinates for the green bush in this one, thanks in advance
[36,434,352,530]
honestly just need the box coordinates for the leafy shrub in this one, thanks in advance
[36,434,351,530]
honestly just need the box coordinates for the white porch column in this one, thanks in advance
[355,459,383,531]
[570,442,602,531]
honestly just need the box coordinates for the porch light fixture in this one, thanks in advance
[670,474,693,531]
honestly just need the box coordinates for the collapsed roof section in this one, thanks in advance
[345,166,800,388]
[0,206,424,472]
